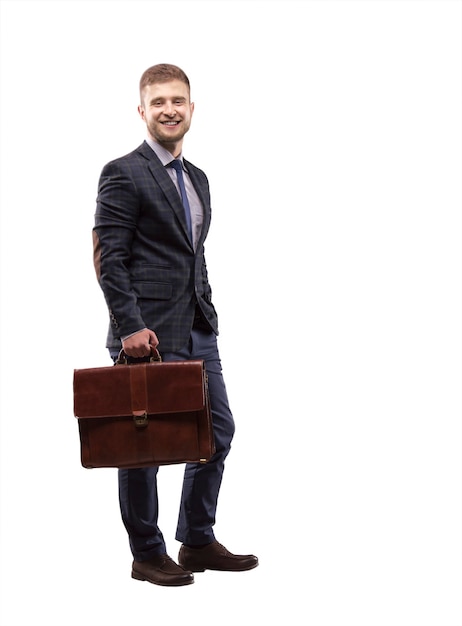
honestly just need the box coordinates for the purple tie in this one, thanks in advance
[169,160,192,242]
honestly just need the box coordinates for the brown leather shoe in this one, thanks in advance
[132,554,194,586]
[178,541,259,572]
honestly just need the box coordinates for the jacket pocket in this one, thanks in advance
[133,281,172,300]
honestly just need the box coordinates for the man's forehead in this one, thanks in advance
[142,80,190,98]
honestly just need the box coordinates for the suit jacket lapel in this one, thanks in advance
[184,160,211,248]
[136,142,212,251]
[137,142,193,246]
[184,161,209,214]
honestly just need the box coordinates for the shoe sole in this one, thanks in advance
[131,570,194,586]
[179,561,259,573]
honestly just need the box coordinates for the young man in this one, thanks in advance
[93,64,258,586]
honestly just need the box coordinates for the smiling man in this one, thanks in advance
[92,63,258,587]
[138,77,193,151]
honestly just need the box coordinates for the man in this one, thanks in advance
[92,63,258,586]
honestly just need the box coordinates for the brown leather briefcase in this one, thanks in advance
[73,351,215,469]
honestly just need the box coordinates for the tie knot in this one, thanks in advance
[168,159,183,173]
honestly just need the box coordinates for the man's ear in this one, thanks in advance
[138,104,146,121]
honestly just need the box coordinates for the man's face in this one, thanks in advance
[138,80,194,151]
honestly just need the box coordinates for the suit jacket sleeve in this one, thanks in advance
[93,160,146,340]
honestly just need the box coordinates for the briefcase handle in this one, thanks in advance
[115,347,162,365]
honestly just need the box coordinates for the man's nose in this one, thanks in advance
[164,102,176,116]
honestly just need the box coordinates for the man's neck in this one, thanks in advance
[149,135,183,159]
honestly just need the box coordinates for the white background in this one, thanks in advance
[0,1,461,625]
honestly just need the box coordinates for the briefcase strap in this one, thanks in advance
[113,349,161,426]
[129,365,149,426]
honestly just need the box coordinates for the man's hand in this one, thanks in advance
[122,328,159,358]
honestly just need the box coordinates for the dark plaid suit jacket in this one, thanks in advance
[93,141,218,352]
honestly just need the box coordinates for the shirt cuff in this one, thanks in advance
[121,328,147,342]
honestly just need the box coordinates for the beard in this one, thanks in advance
[148,118,191,147]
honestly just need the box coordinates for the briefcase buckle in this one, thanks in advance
[133,412,148,428]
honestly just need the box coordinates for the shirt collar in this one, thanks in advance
[145,137,185,169]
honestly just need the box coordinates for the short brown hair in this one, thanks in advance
[139,64,190,101]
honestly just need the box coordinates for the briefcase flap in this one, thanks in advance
[73,360,206,419]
